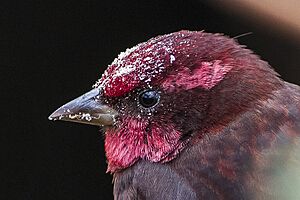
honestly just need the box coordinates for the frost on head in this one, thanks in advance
[93,32,192,97]
[94,30,238,97]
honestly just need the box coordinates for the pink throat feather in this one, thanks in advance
[105,117,187,172]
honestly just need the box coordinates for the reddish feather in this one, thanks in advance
[162,60,232,91]
[105,117,185,172]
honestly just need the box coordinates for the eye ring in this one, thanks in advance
[138,90,160,108]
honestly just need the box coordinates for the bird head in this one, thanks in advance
[49,31,281,173]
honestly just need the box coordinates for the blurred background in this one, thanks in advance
[2,0,299,199]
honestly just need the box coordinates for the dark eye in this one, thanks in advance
[139,90,160,108]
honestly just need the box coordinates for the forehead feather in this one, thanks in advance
[95,32,192,97]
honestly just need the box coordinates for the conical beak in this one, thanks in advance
[48,88,117,126]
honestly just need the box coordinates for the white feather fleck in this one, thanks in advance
[170,55,175,64]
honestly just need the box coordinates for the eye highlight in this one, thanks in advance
[138,90,160,108]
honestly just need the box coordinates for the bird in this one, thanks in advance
[49,30,300,199]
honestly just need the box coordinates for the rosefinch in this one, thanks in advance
[49,31,300,199]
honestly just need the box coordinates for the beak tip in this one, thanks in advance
[48,115,54,121]
[48,109,63,121]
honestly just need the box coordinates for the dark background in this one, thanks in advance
[2,0,299,199]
